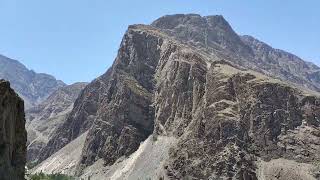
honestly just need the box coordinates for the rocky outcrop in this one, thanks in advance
[0,55,65,109]
[36,14,320,179]
[0,80,27,180]
[26,82,87,164]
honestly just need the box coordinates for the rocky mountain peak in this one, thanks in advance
[151,14,229,31]
[151,14,252,56]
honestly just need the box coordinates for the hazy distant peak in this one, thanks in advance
[0,54,66,108]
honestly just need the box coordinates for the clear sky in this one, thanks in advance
[0,0,319,84]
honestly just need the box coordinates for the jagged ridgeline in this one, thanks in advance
[0,55,65,109]
[31,14,320,179]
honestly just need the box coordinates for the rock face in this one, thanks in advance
[0,55,65,109]
[38,27,158,167]
[154,62,320,179]
[32,132,89,176]
[36,14,320,179]
[0,80,27,180]
[26,82,87,164]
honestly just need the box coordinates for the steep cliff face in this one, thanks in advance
[0,55,65,109]
[26,82,87,164]
[36,14,320,179]
[38,26,162,168]
[153,59,320,179]
[0,80,27,180]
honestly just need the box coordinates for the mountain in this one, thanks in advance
[34,14,320,179]
[0,54,86,166]
[0,54,66,108]
[151,14,320,91]
[0,80,27,180]
[26,82,87,164]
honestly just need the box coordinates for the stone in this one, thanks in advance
[0,80,27,180]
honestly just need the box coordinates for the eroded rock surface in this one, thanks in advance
[36,14,320,179]
[0,80,27,180]
[155,61,320,179]
[26,82,87,165]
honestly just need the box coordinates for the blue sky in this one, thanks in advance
[0,0,319,84]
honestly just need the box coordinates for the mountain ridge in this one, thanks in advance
[151,14,320,92]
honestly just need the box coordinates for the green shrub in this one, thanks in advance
[29,172,75,180]
[27,161,38,169]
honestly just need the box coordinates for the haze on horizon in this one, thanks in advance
[0,0,319,84]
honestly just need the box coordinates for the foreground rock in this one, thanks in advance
[36,14,320,179]
[0,80,27,180]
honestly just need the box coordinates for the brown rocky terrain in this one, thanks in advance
[0,80,27,180]
[26,82,87,165]
[34,14,320,179]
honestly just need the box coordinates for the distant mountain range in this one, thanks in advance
[0,54,65,108]
[0,54,88,171]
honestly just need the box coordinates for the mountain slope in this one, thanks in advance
[36,14,320,179]
[0,54,66,108]
[26,82,87,164]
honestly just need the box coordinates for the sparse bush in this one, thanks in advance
[152,134,158,142]
[29,172,75,180]
[27,161,38,169]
